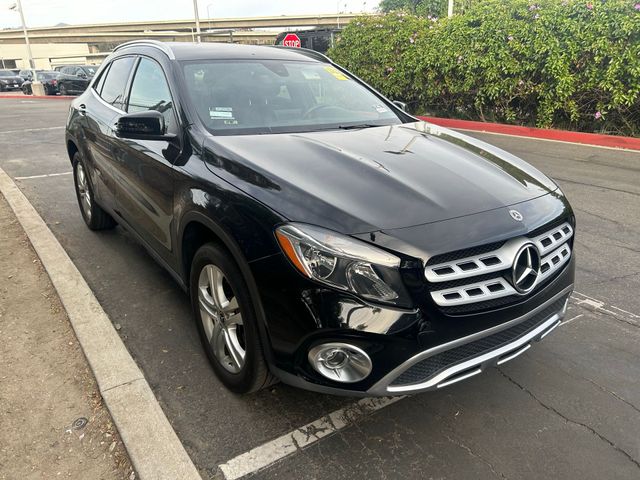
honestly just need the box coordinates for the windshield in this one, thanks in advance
[182,60,403,135]
[38,72,59,80]
[0,70,15,76]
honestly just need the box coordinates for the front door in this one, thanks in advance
[112,56,178,263]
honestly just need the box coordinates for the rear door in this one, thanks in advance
[82,56,136,211]
[112,56,178,260]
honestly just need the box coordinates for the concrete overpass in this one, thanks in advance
[0,13,364,44]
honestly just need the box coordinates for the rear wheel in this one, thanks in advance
[190,243,276,393]
[72,152,116,230]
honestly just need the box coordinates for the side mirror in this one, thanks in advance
[392,100,407,112]
[115,111,176,141]
[78,73,87,79]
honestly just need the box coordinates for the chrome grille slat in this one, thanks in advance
[532,223,573,256]
[431,277,517,307]
[538,243,571,282]
[428,222,573,308]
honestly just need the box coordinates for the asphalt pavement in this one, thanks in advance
[1,98,638,480]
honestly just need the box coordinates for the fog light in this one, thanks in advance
[308,343,372,383]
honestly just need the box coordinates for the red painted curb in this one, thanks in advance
[418,116,640,151]
[0,94,74,100]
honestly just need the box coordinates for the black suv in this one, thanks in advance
[56,65,97,95]
[65,41,575,395]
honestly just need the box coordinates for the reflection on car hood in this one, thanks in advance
[203,121,558,234]
[0,76,23,82]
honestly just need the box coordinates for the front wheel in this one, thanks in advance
[190,243,276,394]
[72,152,116,230]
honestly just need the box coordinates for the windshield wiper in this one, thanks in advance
[337,124,380,130]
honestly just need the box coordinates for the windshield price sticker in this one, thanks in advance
[323,66,349,81]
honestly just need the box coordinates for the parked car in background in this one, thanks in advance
[0,69,24,91]
[56,65,98,95]
[18,69,43,82]
[21,71,61,95]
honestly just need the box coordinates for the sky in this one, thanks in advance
[0,0,379,29]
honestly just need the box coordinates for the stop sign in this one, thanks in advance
[282,33,301,48]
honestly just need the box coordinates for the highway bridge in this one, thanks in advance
[0,13,363,45]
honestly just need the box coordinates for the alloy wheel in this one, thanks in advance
[198,264,246,373]
[75,162,92,220]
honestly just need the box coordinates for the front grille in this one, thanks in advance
[391,296,567,386]
[426,241,506,266]
[425,220,573,314]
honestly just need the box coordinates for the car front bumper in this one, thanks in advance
[366,284,571,395]
[252,246,575,397]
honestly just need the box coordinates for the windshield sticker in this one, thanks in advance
[374,105,389,113]
[301,70,321,80]
[323,66,349,81]
[209,107,234,119]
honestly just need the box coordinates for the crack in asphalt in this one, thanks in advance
[498,370,640,470]
[444,433,509,479]
[583,377,640,417]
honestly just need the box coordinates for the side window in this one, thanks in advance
[127,58,176,133]
[99,57,135,110]
[93,64,109,95]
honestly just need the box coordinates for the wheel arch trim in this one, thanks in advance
[177,210,277,365]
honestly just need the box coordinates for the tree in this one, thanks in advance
[379,0,446,17]
[379,0,475,17]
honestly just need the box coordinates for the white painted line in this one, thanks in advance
[0,166,202,480]
[560,313,584,326]
[610,305,640,319]
[0,125,65,135]
[15,171,72,180]
[456,127,640,153]
[219,396,405,479]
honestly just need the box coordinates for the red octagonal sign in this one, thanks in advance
[282,33,301,48]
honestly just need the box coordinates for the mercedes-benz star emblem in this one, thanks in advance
[512,244,540,294]
[509,209,524,221]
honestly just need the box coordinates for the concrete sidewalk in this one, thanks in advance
[0,193,134,480]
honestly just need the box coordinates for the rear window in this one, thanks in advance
[99,57,135,110]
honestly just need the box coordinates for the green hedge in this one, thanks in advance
[329,1,640,136]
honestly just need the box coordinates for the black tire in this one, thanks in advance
[0,84,5,92]
[72,152,116,230]
[190,243,276,394]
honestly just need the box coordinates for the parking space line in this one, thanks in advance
[15,171,72,180]
[219,396,405,479]
[0,125,65,135]
[560,313,584,326]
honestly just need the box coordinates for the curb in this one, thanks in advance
[418,116,640,151]
[0,94,75,100]
[0,167,202,480]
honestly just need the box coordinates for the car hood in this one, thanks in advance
[202,121,558,234]
[0,76,23,83]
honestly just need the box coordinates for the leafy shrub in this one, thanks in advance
[329,1,640,136]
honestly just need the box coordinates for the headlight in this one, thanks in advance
[276,223,412,307]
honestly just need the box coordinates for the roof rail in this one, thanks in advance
[113,40,175,59]
[271,46,331,63]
